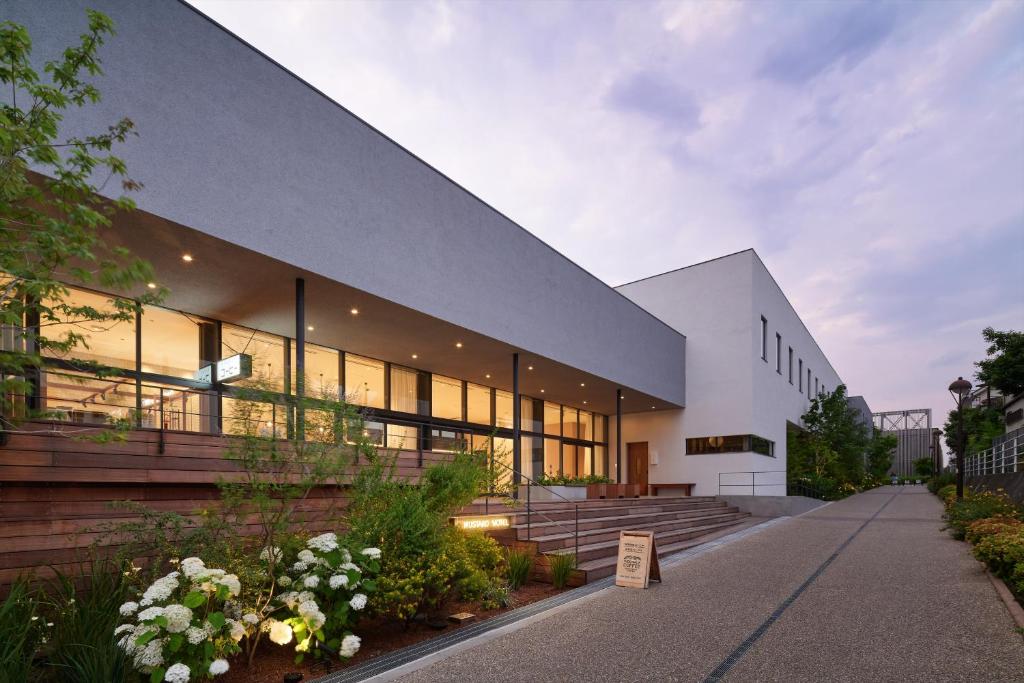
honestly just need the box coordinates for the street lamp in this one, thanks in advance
[948,376,972,500]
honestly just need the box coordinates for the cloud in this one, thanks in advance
[187,0,1024,445]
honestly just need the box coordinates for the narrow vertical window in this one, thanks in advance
[760,316,768,361]
[807,369,812,398]
[788,347,793,384]
[799,359,803,391]
[775,333,782,374]
[815,377,819,396]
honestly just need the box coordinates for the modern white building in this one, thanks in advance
[613,250,844,497]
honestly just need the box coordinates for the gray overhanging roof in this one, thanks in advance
[8,0,686,410]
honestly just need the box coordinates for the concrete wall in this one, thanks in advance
[615,250,845,496]
[719,495,828,517]
[968,472,1024,507]
[5,0,686,406]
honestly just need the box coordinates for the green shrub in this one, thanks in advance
[964,516,1024,545]
[549,553,576,589]
[505,549,534,590]
[41,562,131,683]
[936,484,957,506]
[449,532,504,603]
[927,472,956,494]
[944,490,1023,540]
[0,579,45,683]
[535,473,612,487]
[972,527,1024,585]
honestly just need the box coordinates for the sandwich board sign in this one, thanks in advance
[614,530,661,588]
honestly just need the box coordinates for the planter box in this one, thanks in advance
[587,483,643,499]
[518,484,588,502]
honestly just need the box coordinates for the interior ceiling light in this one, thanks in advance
[181,254,193,262]
[147,282,157,289]
[411,354,418,359]
[455,342,463,348]
[307,325,314,331]
[485,373,491,379]
[350,308,359,315]
[583,400,588,405]
[528,365,534,371]
[540,389,545,393]
[580,382,586,387]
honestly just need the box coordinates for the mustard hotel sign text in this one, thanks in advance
[452,514,512,531]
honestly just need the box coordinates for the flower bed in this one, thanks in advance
[937,483,1024,606]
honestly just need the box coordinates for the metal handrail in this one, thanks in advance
[964,436,1021,477]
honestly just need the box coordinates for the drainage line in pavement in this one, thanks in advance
[701,489,902,683]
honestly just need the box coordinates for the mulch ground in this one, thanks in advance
[219,581,563,683]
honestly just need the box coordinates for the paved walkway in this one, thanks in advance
[390,487,1024,682]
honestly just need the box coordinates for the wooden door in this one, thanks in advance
[628,442,649,488]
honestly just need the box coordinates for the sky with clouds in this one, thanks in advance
[188,0,1024,439]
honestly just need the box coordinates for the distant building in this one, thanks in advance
[872,409,933,478]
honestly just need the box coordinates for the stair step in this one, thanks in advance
[517,505,736,534]
[530,511,749,550]
[550,517,749,564]
[511,500,729,525]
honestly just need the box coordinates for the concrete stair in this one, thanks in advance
[465,496,751,585]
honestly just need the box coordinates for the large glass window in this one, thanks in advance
[432,375,463,420]
[222,395,286,438]
[467,383,491,425]
[492,437,513,488]
[222,323,284,391]
[141,305,203,379]
[562,443,578,477]
[495,390,513,429]
[387,423,418,450]
[431,427,466,452]
[390,366,419,414]
[544,402,561,436]
[686,434,775,457]
[523,436,543,481]
[290,342,340,397]
[594,415,606,443]
[562,407,578,439]
[40,370,134,425]
[595,445,607,476]
[544,438,560,477]
[345,354,385,408]
[521,397,542,433]
[579,411,593,441]
[43,287,135,371]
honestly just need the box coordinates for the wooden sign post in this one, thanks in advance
[614,530,661,588]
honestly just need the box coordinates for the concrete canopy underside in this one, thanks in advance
[9,0,686,413]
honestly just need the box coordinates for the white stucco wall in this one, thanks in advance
[613,250,845,496]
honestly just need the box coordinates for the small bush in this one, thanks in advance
[549,553,576,589]
[964,516,1024,545]
[505,549,534,590]
[944,490,1023,540]
[0,580,45,683]
[936,484,958,506]
[927,472,956,494]
[972,527,1024,581]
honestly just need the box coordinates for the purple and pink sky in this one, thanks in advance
[189,0,1024,432]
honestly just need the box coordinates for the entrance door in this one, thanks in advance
[628,442,649,488]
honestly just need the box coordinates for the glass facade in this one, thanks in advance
[27,283,610,476]
[686,434,775,457]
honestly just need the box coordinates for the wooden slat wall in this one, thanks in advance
[0,423,451,584]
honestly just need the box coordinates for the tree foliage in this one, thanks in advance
[975,327,1024,397]
[943,404,1004,456]
[0,10,162,418]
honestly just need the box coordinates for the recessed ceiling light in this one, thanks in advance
[147,282,157,289]
[528,366,534,371]
[583,400,588,405]
[651,405,656,409]
[580,382,586,387]
[350,308,359,315]
[540,389,545,393]
[485,373,491,379]
[307,325,314,331]
[411,354,418,359]
[181,254,193,262]
[455,342,463,348]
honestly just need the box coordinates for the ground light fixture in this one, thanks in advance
[948,376,972,500]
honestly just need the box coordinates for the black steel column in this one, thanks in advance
[616,388,622,484]
[295,277,305,440]
[512,353,521,496]
[23,294,41,413]
[135,306,142,428]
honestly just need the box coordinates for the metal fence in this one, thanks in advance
[964,434,1022,476]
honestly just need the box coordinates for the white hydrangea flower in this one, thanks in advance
[119,601,139,616]
[297,600,320,619]
[292,561,309,573]
[114,624,134,636]
[217,574,241,597]
[180,557,206,579]
[340,562,362,574]
[341,548,352,564]
[297,549,315,563]
[137,606,165,622]
[268,620,293,645]
[141,575,178,605]
[277,575,292,587]
[227,619,245,642]
[340,634,361,658]
[309,611,326,630]
[349,593,368,611]
[242,613,259,626]
[307,532,338,552]
[133,638,164,670]
[277,591,299,609]
[361,547,381,559]
[259,546,282,562]
[303,575,319,588]
[209,659,229,675]
[297,591,315,603]
[185,626,206,645]
[163,604,192,633]
[164,662,190,683]
[329,574,349,590]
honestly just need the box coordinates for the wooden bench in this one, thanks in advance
[648,483,695,497]
[586,483,643,499]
